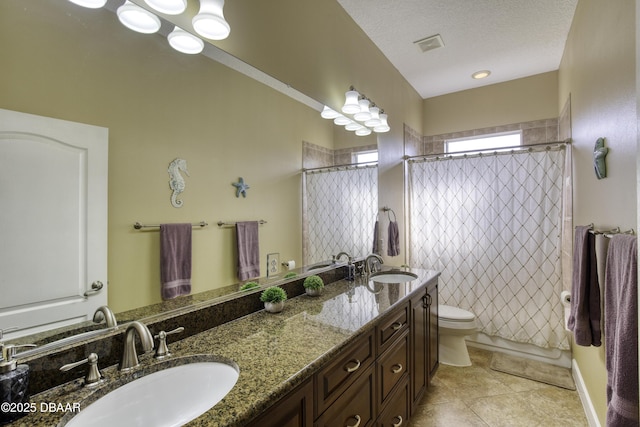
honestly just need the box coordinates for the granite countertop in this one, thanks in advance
[9,267,439,427]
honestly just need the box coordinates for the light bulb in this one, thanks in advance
[117,1,161,34]
[193,0,230,40]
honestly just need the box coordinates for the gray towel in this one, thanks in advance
[372,220,380,255]
[387,221,400,257]
[236,221,260,281]
[567,225,601,346]
[605,234,638,426]
[160,223,192,300]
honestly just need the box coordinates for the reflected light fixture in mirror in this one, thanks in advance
[145,0,187,15]
[168,26,205,54]
[356,127,372,136]
[193,0,231,40]
[117,0,161,33]
[68,0,108,8]
[333,115,351,126]
[320,106,341,119]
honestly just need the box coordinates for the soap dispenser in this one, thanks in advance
[0,329,35,425]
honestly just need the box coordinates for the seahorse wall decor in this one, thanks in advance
[168,158,189,208]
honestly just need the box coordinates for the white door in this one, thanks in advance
[0,109,108,339]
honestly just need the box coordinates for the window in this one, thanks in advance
[353,150,378,164]
[445,131,522,154]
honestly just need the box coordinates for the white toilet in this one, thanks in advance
[438,305,478,367]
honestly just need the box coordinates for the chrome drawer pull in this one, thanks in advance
[346,415,361,427]
[391,363,403,374]
[392,415,403,427]
[391,321,404,330]
[344,359,361,373]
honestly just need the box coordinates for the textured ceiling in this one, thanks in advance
[337,0,578,99]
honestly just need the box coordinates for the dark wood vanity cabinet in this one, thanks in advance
[249,278,438,427]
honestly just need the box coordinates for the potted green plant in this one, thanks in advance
[240,281,259,291]
[284,272,298,279]
[303,275,324,296]
[260,286,287,313]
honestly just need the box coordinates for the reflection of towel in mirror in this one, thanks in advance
[372,220,380,255]
[387,221,400,257]
[236,221,260,281]
[160,223,192,300]
[605,234,638,427]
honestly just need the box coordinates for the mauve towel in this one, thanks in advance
[567,225,601,346]
[236,221,260,281]
[387,221,400,257]
[160,223,192,300]
[372,220,380,255]
[605,234,638,427]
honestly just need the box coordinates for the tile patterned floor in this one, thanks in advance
[409,347,589,427]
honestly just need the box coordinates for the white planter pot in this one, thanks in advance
[264,301,285,313]
[305,288,322,297]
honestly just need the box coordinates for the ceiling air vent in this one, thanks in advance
[414,34,444,53]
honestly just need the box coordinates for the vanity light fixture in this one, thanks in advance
[192,0,231,40]
[168,26,205,54]
[472,70,491,79]
[341,88,361,114]
[145,0,187,15]
[325,86,390,136]
[117,1,161,34]
[353,98,372,122]
[68,0,108,8]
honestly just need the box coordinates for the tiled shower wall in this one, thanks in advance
[302,140,377,169]
[405,118,560,157]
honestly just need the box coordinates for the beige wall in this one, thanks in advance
[423,72,559,136]
[559,0,637,425]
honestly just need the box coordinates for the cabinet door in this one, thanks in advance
[427,280,439,380]
[315,365,376,427]
[247,379,314,427]
[377,377,409,427]
[410,287,428,412]
[377,302,409,354]
[378,331,409,409]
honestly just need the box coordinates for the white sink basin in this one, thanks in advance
[370,271,418,283]
[64,358,239,427]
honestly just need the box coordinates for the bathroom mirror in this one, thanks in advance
[2,0,378,352]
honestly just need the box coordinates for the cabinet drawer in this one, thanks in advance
[377,303,409,354]
[316,331,375,416]
[314,365,376,427]
[378,331,409,407]
[376,377,409,427]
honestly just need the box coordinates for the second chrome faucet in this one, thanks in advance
[119,321,154,372]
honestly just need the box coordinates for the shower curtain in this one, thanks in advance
[303,164,378,265]
[408,146,569,350]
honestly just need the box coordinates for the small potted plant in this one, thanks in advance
[260,286,287,313]
[303,275,324,296]
[240,281,259,291]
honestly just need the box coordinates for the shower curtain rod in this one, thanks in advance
[302,161,378,173]
[404,140,570,162]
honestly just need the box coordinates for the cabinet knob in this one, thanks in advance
[346,414,361,427]
[392,415,403,426]
[391,363,403,374]
[344,359,361,373]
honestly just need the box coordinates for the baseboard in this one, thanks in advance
[572,358,602,427]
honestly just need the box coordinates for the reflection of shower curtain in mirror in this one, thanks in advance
[303,165,378,264]
[408,146,569,350]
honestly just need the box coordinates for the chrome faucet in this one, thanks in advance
[364,253,384,274]
[334,251,352,262]
[119,321,154,371]
[93,305,118,328]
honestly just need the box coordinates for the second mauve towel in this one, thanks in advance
[236,221,260,281]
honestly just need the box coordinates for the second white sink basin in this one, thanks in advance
[370,271,418,283]
[64,357,239,427]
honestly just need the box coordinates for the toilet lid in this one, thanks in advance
[438,305,475,321]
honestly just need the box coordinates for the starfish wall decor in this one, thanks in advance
[232,177,250,197]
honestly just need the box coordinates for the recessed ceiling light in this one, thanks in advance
[472,70,491,79]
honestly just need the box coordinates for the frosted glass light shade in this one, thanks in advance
[353,98,371,122]
[364,106,381,127]
[320,106,341,119]
[193,0,230,40]
[68,0,107,8]
[374,113,390,133]
[341,90,360,114]
[117,1,161,34]
[345,121,362,131]
[145,0,187,15]
[333,115,351,126]
[168,27,204,54]
[356,127,372,136]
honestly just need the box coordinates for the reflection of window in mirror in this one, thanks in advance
[445,131,521,154]
[353,150,378,164]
